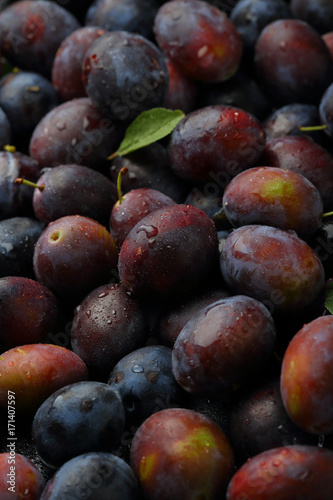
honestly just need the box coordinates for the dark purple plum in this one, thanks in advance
[226,445,333,500]
[222,166,323,239]
[82,31,168,123]
[154,0,243,82]
[220,225,325,315]
[39,452,140,500]
[32,164,117,226]
[261,135,333,210]
[108,345,183,426]
[228,379,319,466]
[291,0,333,34]
[168,105,266,184]
[118,204,219,299]
[85,0,160,40]
[0,105,11,148]
[0,71,60,148]
[319,81,333,139]
[263,103,326,145]
[32,381,125,468]
[70,283,148,378]
[0,216,45,278]
[172,295,276,396]
[52,26,107,102]
[33,215,118,301]
[110,187,176,248]
[230,0,292,62]
[0,150,40,220]
[197,71,271,122]
[156,287,230,347]
[0,0,80,77]
[254,19,333,105]
[0,276,59,349]
[184,186,230,231]
[29,97,125,169]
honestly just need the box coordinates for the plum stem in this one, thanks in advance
[14,178,45,191]
[298,124,328,132]
[323,211,333,218]
[117,167,128,205]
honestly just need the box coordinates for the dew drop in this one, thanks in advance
[132,364,144,373]
[86,310,91,318]
[138,224,158,238]
[98,292,109,298]
[8,361,14,366]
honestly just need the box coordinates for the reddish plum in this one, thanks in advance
[118,204,219,298]
[33,215,118,300]
[131,408,235,500]
[154,0,243,82]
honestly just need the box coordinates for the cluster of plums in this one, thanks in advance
[1,0,333,499]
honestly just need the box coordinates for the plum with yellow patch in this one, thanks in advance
[0,343,88,415]
[280,315,333,435]
[223,166,323,240]
[130,407,235,500]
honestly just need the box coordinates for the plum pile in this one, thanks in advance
[1,0,333,499]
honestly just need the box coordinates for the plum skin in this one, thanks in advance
[130,407,235,500]
[220,225,325,315]
[226,445,333,500]
[118,204,219,298]
[281,315,333,435]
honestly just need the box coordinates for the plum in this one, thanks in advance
[281,315,333,435]
[39,452,140,500]
[222,166,323,240]
[172,295,276,396]
[118,204,219,299]
[0,343,88,415]
[0,452,45,500]
[33,215,118,301]
[70,283,148,377]
[226,445,333,499]
[220,225,325,315]
[0,276,59,349]
[32,381,126,468]
[130,407,235,500]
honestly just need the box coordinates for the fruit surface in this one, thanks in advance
[154,0,243,82]
[0,452,45,500]
[281,315,333,435]
[220,225,325,315]
[172,295,276,395]
[226,445,333,500]
[33,215,118,300]
[82,30,168,123]
[130,407,235,500]
[0,343,88,414]
[118,204,219,298]
[222,166,323,239]
[32,381,125,468]
[39,452,140,500]
[168,104,266,184]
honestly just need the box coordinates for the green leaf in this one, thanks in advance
[107,108,185,160]
[325,281,333,314]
